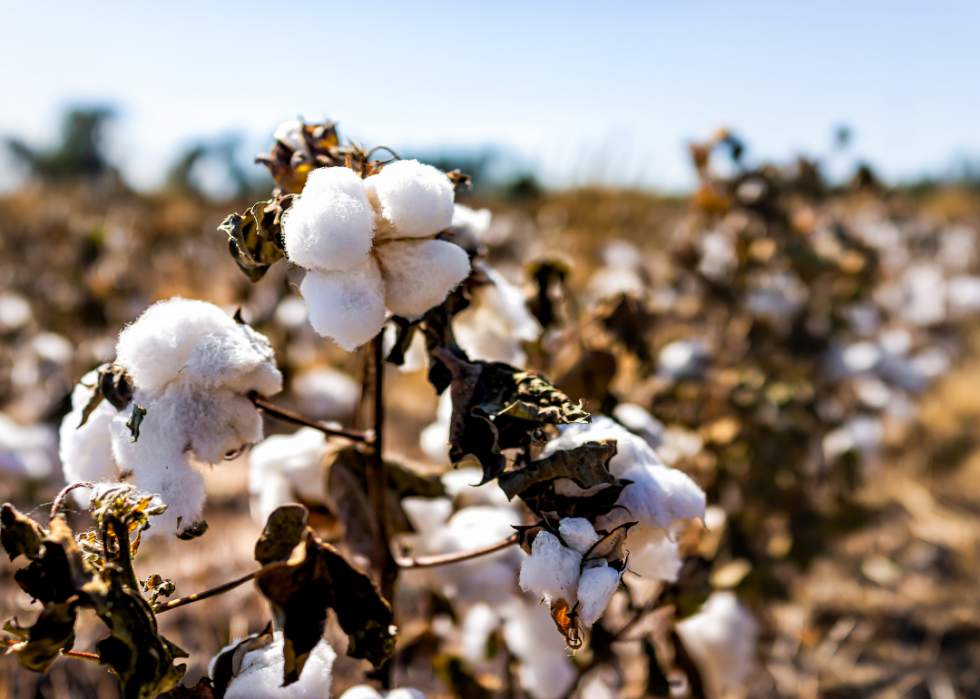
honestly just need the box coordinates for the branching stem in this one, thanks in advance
[249,393,372,442]
[394,533,519,569]
[50,482,93,519]
[152,570,259,614]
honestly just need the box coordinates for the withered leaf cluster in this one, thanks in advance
[220,193,295,282]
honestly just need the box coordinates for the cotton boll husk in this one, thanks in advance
[675,592,759,699]
[558,518,599,555]
[282,166,374,273]
[375,239,470,320]
[290,366,359,421]
[248,428,331,524]
[519,530,582,603]
[577,561,622,628]
[460,603,501,663]
[116,298,282,397]
[1,413,58,481]
[59,378,119,500]
[624,525,682,582]
[225,631,336,699]
[365,160,455,239]
[300,258,387,351]
[454,264,541,366]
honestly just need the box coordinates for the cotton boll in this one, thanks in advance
[386,690,427,699]
[291,366,360,422]
[658,340,711,380]
[516,655,577,699]
[116,298,282,397]
[440,465,511,508]
[558,518,599,555]
[301,258,387,351]
[365,160,455,239]
[1,413,58,481]
[282,166,375,273]
[519,531,582,603]
[248,428,331,524]
[577,561,621,628]
[376,239,470,320]
[461,603,501,663]
[59,378,119,497]
[338,688,383,699]
[273,119,310,155]
[400,497,453,539]
[225,631,336,699]
[675,592,759,699]
[447,204,493,251]
[612,403,665,449]
[625,525,682,582]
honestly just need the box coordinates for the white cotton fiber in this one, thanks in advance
[375,239,470,320]
[449,204,493,241]
[338,688,383,699]
[224,631,336,699]
[541,417,705,531]
[675,592,759,699]
[577,561,621,628]
[301,258,387,351]
[116,298,282,397]
[248,427,331,525]
[290,367,359,421]
[558,518,599,555]
[59,376,119,498]
[1,413,58,482]
[273,119,309,155]
[519,531,582,603]
[420,391,453,465]
[283,166,375,272]
[364,160,455,239]
[625,525,682,582]
[386,690,427,699]
[461,603,501,663]
[516,655,577,699]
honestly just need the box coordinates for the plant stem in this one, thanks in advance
[106,516,140,593]
[152,570,259,614]
[394,533,519,569]
[0,638,101,664]
[50,482,94,520]
[249,393,372,442]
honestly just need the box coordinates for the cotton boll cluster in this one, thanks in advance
[58,298,283,536]
[247,427,333,525]
[222,632,336,699]
[454,263,542,366]
[676,592,759,699]
[283,161,470,350]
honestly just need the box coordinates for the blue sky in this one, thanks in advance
[1,0,977,191]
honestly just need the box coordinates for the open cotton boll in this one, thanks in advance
[447,204,493,251]
[517,655,578,699]
[116,298,282,397]
[248,427,331,524]
[401,497,454,539]
[519,531,582,603]
[225,631,336,699]
[301,258,387,351]
[365,160,455,239]
[558,518,599,555]
[375,239,470,320]
[1,413,58,481]
[440,465,512,508]
[612,402,665,449]
[461,603,501,663]
[59,379,119,498]
[386,690,427,699]
[676,592,759,699]
[577,561,622,628]
[273,119,310,155]
[290,366,360,422]
[338,688,384,699]
[282,166,375,273]
[624,525,682,582]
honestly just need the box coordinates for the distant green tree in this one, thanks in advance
[6,108,114,180]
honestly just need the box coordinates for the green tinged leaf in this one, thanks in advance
[255,509,395,683]
[497,440,620,501]
[221,195,294,283]
[126,404,146,442]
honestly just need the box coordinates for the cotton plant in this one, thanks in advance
[59,297,283,536]
[283,161,470,350]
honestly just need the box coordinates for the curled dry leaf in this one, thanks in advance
[254,506,396,684]
[220,194,295,282]
[497,440,619,501]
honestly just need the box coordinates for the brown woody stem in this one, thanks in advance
[249,393,372,442]
[50,482,94,519]
[395,533,520,569]
[152,570,259,614]
[0,637,101,664]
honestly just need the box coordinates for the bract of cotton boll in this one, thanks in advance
[248,427,331,525]
[301,258,388,351]
[224,631,336,699]
[282,166,375,273]
[577,560,622,628]
[625,525,682,582]
[519,530,582,603]
[375,239,470,319]
[1,413,58,481]
[676,592,759,699]
[612,402,665,449]
[454,264,541,366]
[461,603,501,663]
[59,375,118,499]
[290,366,359,422]
[558,518,599,555]
[541,417,706,531]
[365,160,455,239]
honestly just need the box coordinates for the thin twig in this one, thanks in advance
[152,570,259,614]
[50,482,93,519]
[249,393,371,442]
[0,637,101,664]
[395,533,519,569]
[365,145,402,161]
